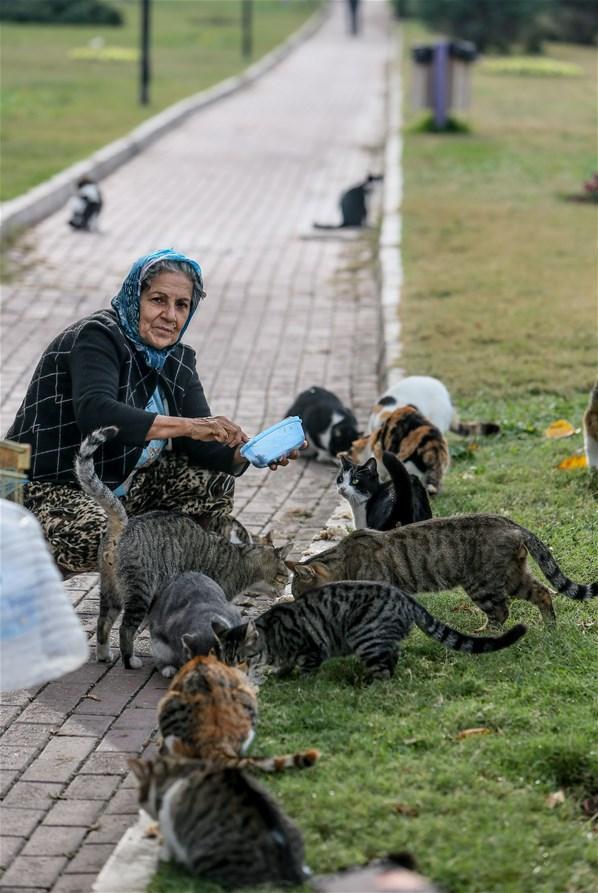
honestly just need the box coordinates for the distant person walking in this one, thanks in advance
[347,0,361,35]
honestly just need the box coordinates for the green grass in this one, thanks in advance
[0,0,320,200]
[150,20,598,893]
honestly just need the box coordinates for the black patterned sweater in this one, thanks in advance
[5,309,241,488]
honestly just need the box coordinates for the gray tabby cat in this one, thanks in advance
[214,580,526,681]
[148,572,242,678]
[75,427,290,670]
[128,754,309,887]
[287,515,598,627]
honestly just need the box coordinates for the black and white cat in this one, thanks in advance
[314,174,383,229]
[148,571,242,678]
[368,376,500,437]
[285,386,361,463]
[336,450,432,531]
[68,176,103,231]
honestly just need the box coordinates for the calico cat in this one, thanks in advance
[68,176,103,231]
[368,376,500,437]
[314,173,383,229]
[349,404,449,494]
[336,450,432,530]
[288,515,598,626]
[214,581,526,682]
[75,427,291,669]
[128,754,309,887]
[157,654,319,771]
[285,386,361,462]
[148,572,243,678]
[583,378,598,468]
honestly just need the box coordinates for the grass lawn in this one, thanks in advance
[0,0,320,201]
[150,19,597,893]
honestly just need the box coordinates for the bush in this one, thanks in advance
[541,0,598,45]
[414,0,552,52]
[0,0,123,25]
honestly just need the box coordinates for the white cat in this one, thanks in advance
[368,376,500,437]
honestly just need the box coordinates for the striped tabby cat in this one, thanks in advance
[75,427,290,669]
[157,654,319,771]
[583,378,598,469]
[288,515,598,626]
[348,405,449,494]
[213,581,526,681]
[128,754,309,887]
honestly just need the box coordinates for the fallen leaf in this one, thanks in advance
[392,802,419,817]
[83,694,101,701]
[546,789,566,808]
[558,454,588,470]
[544,419,575,439]
[456,727,493,740]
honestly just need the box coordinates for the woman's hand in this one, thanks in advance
[188,416,249,447]
[266,440,309,471]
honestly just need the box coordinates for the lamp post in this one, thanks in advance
[140,0,151,105]
[241,0,253,60]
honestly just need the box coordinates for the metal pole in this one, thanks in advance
[140,0,151,105]
[433,42,449,129]
[241,0,253,60]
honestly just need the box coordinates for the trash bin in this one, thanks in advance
[411,40,477,128]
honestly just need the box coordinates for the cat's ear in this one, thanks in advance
[365,457,378,474]
[410,476,433,522]
[285,558,298,571]
[310,562,332,582]
[337,451,351,469]
[292,563,320,584]
[128,757,151,782]
[261,529,275,546]
[211,620,230,641]
[276,542,293,560]
[244,620,259,646]
[181,633,197,662]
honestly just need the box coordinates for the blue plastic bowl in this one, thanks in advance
[240,416,305,468]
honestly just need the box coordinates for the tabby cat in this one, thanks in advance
[336,450,432,531]
[157,654,320,771]
[285,386,361,462]
[128,754,309,887]
[75,427,290,669]
[583,378,598,468]
[214,581,526,682]
[349,404,449,494]
[148,571,242,678]
[288,515,598,626]
[368,376,501,437]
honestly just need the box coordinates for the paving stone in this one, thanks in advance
[1,725,55,748]
[96,728,150,754]
[0,807,44,837]
[0,835,24,869]
[43,800,103,828]
[0,856,67,888]
[84,814,135,845]
[78,753,130,776]
[0,707,22,730]
[104,789,138,816]
[61,776,120,802]
[21,737,96,784]
[56,716,114,739]
[0,770,19,798]
[63,844,115,874]
[2,782,64,809]
[51,875,95,893]
[21,826,87,858]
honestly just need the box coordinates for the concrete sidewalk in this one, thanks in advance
[0,2,396,890]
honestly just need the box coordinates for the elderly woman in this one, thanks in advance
[6,248,299,575]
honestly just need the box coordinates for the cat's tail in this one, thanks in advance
[381,451,432,527]
[75,426,128,542]
[521,528,598,600]
[313,222,344,230]
[449,414,501,437]
[242,749,320,773]
[411,598,526,653]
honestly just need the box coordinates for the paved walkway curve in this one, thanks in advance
[0,2,394,890]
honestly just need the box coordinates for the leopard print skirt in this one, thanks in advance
[25,452,238,574]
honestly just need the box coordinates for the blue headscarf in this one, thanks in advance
[111,248,205,370]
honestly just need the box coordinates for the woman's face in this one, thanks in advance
[138,270,193,349]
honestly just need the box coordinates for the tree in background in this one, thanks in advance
[0,0,123,25]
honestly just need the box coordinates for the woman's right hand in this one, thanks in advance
[188,416,249,447]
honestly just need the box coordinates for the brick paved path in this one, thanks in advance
[0,2,394,889]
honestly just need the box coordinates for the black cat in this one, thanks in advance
[336,450,432,531]
[314,174,383,229]
[286,386,361,463]
[69,176,103,231]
